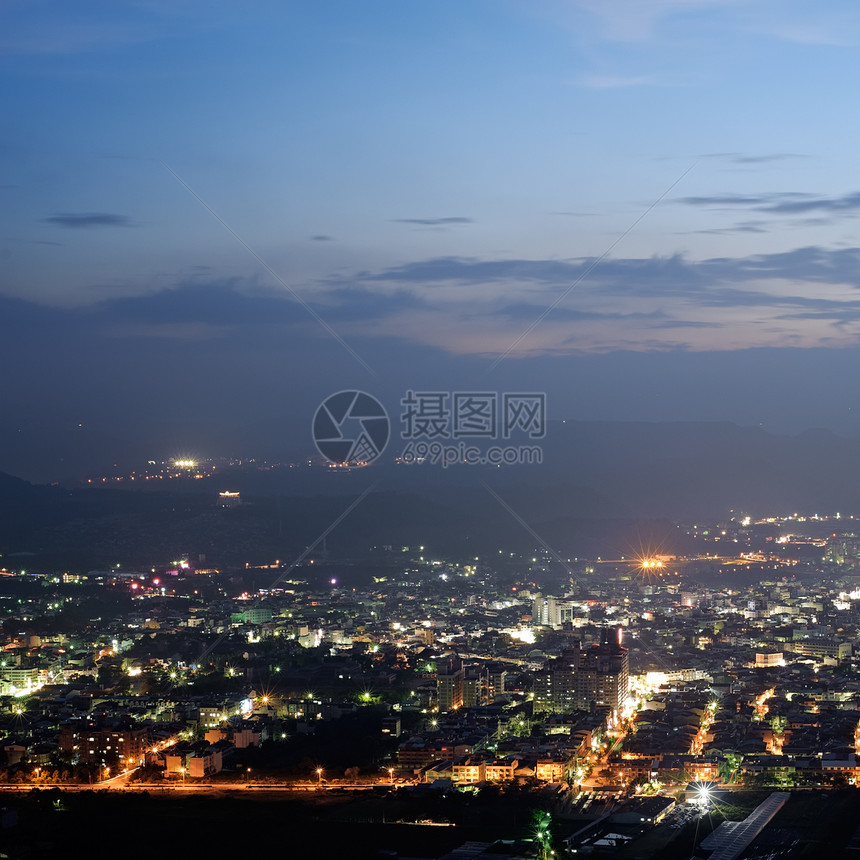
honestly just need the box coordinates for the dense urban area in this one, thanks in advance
[5,479,860,858]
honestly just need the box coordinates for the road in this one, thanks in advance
[0,779,408,794]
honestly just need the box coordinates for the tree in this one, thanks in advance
[719,753,742,783]
[531,810,553,860]
[344,766,360,783]
[739,770,767,788]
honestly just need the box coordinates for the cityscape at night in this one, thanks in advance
[7,0,860,857]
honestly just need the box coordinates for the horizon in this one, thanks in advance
[4,2,860,482]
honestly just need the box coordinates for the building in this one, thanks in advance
[534,629,629,714]
[462,666,488,708]
[786,639,852,662]
[398,739,474,769]
[536,757,568,782]
[532,594,579,628]
[381,715,402,738]
[58,720,149,767]
[437,656,465,712]
[577,628,629,713]
[755,651,784,668]
[0,667,40,696]
[534,645,582,713]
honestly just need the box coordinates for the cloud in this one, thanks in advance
[762,192,860,215]
[390,217,474,226]
[8,245,860,359]
[693,220,770,235]
[338,246,860,350]
[678,190,860,215]
[678,192,811,208]
[567,0,746,42]
[44,213,136,229]
[346,247,860,298]
[348,255,587,286]
[100,280,304,329]
[700,152,808,164]
[310,235,334,241]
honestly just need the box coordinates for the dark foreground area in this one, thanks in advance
[4,787,860,859]
[0,788,532,859]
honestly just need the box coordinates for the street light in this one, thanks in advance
[316,767,323,787]
[388,767,394,783]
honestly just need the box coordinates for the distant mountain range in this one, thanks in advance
[1,420,859,570]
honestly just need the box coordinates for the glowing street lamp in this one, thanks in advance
[316,767,323,787]
[695,783,713,809]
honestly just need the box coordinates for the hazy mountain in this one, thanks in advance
[2,420,859,569]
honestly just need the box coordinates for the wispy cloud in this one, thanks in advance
[390,217,474,226]
[763,192,860,215]
[44,213,136,229]
[310,235,334,242]
[11,246,860,357]
[700,152,809,164]
[570,0,745,42]
[693,220,770,235]
[678,192,809,208]
[325,245,860,354]
[679,190,860,215]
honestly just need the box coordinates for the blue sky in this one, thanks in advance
[3,0,860,478]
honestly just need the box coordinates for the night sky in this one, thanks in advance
[4,1,860,481]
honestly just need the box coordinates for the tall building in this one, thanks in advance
[532,595,557,626]
[487,665,508,702]
[533,629,629,714]
[533,644,581,713]
[532,594,579,628]
[577,627,629,713]
[462,666,488,708]
[437,656,464,712]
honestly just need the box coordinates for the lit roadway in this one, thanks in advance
[592,555,791,569]
[0,777,412,794]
